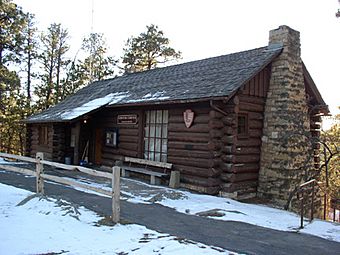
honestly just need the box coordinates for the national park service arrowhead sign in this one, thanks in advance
[183,109,194,128]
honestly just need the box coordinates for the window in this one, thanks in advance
[38,126,48,145]
[144,110,168,162]
[105,129,118,148]
[237,114,248,136]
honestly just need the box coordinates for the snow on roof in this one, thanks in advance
[61,92,130,120]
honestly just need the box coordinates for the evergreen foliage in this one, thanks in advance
[122,24,181,73]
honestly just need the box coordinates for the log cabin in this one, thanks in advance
[24,26,329,206]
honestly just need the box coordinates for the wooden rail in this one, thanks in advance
[0,152,120,223]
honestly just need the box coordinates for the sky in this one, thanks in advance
[14,0,340,117]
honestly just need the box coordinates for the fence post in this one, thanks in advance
[36,152,44,194]
[112,164,121,223]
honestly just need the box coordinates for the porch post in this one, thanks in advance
[73,122,80,165]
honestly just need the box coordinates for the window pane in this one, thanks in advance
[144,138,149,151]
[149,138,155,151]
[156,110,163,123]
[162,139,167,153]
[155,138,161,152]
[150,111,156,124]
[149,151,154,161]
[150,125,155,137]
[162,125,167,138]
[146,111,150,124]
[161,154,167,162]
[155,125,162,138]
[144,126,150,138]
[155,153,161,162]
[163,110,168,124]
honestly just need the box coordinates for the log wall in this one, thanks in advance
[220,67,270,199]
[28,124,54,160]
[168,103,221,194]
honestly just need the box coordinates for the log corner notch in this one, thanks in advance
[209,99,239,197]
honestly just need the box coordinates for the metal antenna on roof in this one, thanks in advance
[91,0,94,33]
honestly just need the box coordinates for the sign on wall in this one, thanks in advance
[117,114,138,125]
[183,109,194,128]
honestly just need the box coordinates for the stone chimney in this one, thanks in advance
[258,26,312,209]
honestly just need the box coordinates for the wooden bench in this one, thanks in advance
[122,157,172,185]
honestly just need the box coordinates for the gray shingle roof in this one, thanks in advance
[26,45,282,123]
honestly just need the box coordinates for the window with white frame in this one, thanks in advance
[144,110,168,162]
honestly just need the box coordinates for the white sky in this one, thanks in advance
[15,0,340,115]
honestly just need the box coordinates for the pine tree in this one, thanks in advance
[122,24,181,73]
[80,33,117,82]
[0,0,29,154]
[35,23,69,110]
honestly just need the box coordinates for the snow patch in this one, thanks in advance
[128,91,170,103]
[0,183,236,255]
[61,92,129,120]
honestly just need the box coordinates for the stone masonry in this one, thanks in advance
[258,26,313,209]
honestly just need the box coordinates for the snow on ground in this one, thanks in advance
[0,183,238,255]
[65,175,340,242]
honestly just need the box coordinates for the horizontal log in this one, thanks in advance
[117,128,139,136]
[221,163,259,173]
[233,95,240,105]
[248,120,263,129]
[248,112,264,120]
[237,94,265,105]
[234,155,260,164]
[209,110,224,119]
[239,102,264,112]
[236,138,261,147]
[168,149,212,159]
[168,123,210,133]
[168,156,214,169]
[222,145,234,154]
[168,115,210,124]
[221,135,236,145]
[207,140,223,151]
[41,173,112,197]
[119,135,139,143]
[180,182,220,195]
[169,107,210,116]
[0,164,36,176]
[168,141,209,151]
[180,174,222,187]
[208,119,224,130]
[234,147,261,155]
[221,116,237,126]
[224,104,239,114]
[220,180,258,192]
[209,129,224,138]
[222,126,236,135]
[249,128,263,138]
[221,154,235,163]
[168,132,210,143]
[173,164,218,178]
[118,142,138,151]
[220,172,259,183]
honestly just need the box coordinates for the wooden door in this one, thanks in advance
[94,128,102,165]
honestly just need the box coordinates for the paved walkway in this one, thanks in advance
[0,169,339,255]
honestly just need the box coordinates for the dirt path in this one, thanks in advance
[0,170,339,255]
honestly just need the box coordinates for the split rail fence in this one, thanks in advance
[0,152,120,223]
